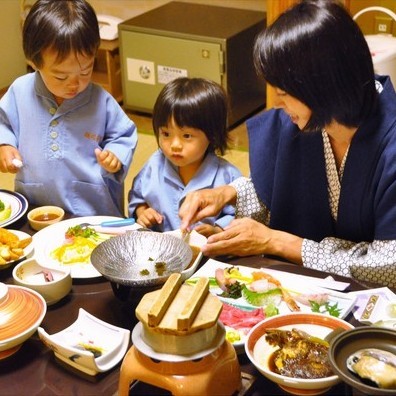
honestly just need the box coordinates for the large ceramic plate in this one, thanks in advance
[189,259,356,351]
[0,190,28,228]
[32,216,140,279]
[0,230,34,270]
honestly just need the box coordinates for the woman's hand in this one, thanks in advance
[95,148,122,173]
[179,185,237,231]
[135,204,163,229]
[201,218,304,263]
[0,145,23,173]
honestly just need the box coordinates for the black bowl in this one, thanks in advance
[328,327,396,395]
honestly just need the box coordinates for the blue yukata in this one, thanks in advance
[0,72,137,216]
[128,149,242,231]
[247,75,396,242]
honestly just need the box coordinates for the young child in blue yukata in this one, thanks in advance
[0,0,137,217]
[128,77,242,237]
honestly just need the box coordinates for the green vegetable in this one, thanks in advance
[219,281,244,299]
[310,301,342,317]
[242,285,283,307]
[185,277,219,288]
[66,225,98,239]
[64,225,110,244]
[0,200,11,222]
[264,303,279,317]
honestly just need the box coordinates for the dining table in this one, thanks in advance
[0,211,386,396]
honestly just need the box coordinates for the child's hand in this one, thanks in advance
[136,204,164,229]
[0,145,23,174]
[193,223,223,238]
[95,148,122,173]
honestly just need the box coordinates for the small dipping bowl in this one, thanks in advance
[12,258,72,305]
[27,206,65,231]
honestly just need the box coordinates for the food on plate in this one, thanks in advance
[77,342,105,358]
[0,199,11,222]
[51,225,111,264]
[265,328,333,379]
[346,348,396,389]
[220,303,265,343]
[0,228,32,265]
[215,266,300,312]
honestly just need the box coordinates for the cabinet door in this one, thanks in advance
[120,31,223,112]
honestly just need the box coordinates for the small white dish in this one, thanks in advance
[12,258,72,306]
[38,308,130,376]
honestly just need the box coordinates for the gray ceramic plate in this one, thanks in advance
[328,327,396,396]
[90,231,192,287]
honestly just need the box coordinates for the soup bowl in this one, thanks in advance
[245,312,355,395]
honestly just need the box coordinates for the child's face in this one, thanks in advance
[158,117,210,171]
[36,48,95,105]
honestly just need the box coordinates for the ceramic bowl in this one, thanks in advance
[38,308,130,376]
[0,282,47,359]
[245,312,355,396]
[12,258,72,305]
[328,327,396,396]
[27,206,65,231]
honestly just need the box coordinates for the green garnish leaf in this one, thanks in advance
[310,300,342,317]
[0,199,4,212]
[65,225,98,239]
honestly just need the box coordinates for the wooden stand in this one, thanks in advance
[92,39,122,102]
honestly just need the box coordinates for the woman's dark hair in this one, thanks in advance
[23,0,100,68]
[152,77,229,155]
[254,0,377,131]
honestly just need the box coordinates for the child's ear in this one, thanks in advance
[26,60,37,71]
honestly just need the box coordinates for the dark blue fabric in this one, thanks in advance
[247,76,396,242]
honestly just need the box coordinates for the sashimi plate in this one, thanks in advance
[32,216,140,279]
[188,259,356,352]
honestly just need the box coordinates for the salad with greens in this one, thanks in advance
[0,199,11,222]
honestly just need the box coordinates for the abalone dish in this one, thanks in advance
[265,328,333,379]
[90,231,192,287]
[329,327,396,396]
[346,348,396,390]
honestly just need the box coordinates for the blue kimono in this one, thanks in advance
[0,72,137,216]
[128,149,242,231]
[247,75,396,242]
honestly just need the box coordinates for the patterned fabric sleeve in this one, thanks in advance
[302,238,396,289]
[230,177,270,225]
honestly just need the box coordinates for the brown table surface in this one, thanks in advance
[0,212,383,395]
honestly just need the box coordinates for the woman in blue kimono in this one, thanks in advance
[128,77,241,236]
[0,0,137,217]
[179,0,396,289]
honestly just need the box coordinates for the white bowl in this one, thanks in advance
[0,282,47,359]
[12,258,72,305]
[27,206,65,231]
[38,308,130,376]
[245,312,355,395]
